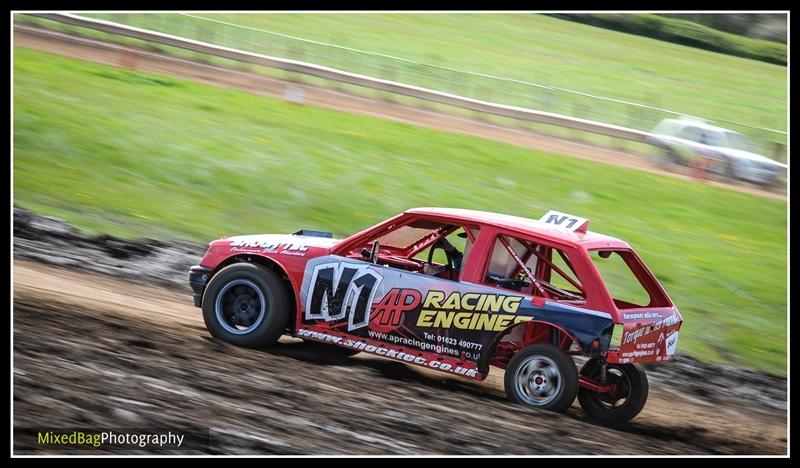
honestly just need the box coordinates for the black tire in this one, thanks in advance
[202,262,290,348]
[705,158,727,181]
[654,149,676,169]
[578,359,648,424]
[723,157,738,180]
[758,173,779,190]
[504,343,579,413]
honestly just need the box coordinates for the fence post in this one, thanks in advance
[284,83,305,105]
[460,75,470,103]
[540,73,553,112]
[690,153,711,182]
[330,47,346,93]
[773,141,787,164]
[571,102,588,142]
[118,46,138,70]
[196,25,212,64]
[287,45,305,84]
[541,87,553,112]
[380,65,396,103]
[618,103,645,152]
[474,85,492,122]
[646,92,662,130]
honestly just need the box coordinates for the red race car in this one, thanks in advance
[189,208,683,423]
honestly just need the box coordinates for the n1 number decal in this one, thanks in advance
[304,261,383,331]
[538,210,589,233]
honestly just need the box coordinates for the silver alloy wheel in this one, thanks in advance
[514,355,563,406]
[214,279,266,335]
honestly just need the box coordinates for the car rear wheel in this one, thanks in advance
[654,149,678,169]
[202,263,290,348]
[578,358,648,424]
[504,343,579,413]
[723,157,738,180]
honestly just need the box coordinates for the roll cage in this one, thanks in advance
[493,234,586,301]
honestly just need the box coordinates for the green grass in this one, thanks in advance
[16,12,787,157]
[13,48,787,375]
[74,13,787,142]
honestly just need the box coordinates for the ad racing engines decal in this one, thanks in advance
[300,256,532,362]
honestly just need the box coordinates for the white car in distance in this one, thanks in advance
[647,118,786,186]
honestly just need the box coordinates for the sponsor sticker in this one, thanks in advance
[538,210,589,233]
[622,311,664,320]
[665,331,679,356]
[304,261,383,331]
[230,238,308,255]
[297,329,480,379]
[300,256,610,365]
[622,313,680,345]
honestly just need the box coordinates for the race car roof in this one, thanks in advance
[405,207,629,249]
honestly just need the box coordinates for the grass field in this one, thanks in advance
[78,13,787,138]
[13,48,787,375]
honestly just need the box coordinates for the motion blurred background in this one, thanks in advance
[13,12,787,382]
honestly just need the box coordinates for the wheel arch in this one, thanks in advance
[208,254,298,332]
[480,319,578,376]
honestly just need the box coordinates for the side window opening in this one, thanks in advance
[590,250,670,309]
[485,235,585,302]
[705,130,724,147]
[487,236,526,279]
[414,226,479,281]
[677,126,702,143]
[461,227,479,266]
[548,249,582,295]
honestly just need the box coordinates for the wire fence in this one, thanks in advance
[16,12,787,163]
[72,12,786,162]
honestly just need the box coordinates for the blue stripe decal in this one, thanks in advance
[517,301,613,353]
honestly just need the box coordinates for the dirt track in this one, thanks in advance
[13,24,786,201]
[11,208,788,454]
[11,261,788,455]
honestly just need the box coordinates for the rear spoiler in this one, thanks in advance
[293,229,333,238]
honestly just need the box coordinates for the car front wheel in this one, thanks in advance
[723,157,739,180]
[202,262,290,348]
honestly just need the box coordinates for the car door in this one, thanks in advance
[301,254,530,358]
[295,219,530,373]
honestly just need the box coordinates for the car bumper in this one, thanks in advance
[189,265,213,307]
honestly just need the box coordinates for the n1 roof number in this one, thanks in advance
[539,210,589,233]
